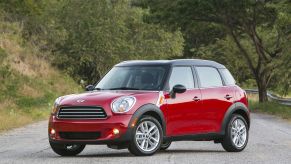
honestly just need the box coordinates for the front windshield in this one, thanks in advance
[95,66,167,91]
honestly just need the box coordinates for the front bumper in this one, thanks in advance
[48,114,133,145]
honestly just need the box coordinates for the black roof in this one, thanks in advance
[116,59,225,68]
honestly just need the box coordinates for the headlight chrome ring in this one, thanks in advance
[111,96,136,113]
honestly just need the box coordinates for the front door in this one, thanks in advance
[162,66,202,136]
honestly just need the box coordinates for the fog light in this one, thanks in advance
[50,129,56,135]
[113,128,119,135]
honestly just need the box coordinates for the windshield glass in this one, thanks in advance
[95,66,168,91]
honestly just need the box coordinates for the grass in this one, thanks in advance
[284,93,291,99]
[0,107,50,132]
[0,19,81,132]
[0,66,80,132]
[249,100,291,120]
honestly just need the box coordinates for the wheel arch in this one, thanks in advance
[129,103,166,135]
[220,102,250,135]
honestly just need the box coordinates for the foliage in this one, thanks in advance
[0,0,185,130]
[48,0,183,83]
[249,100,291,120]
[0,0,184,84]
[0,18,81,132]
[0,48,7,60]
[140,0,291,101]
[191,36,253,85]
[0,0,45,39]
[1,0,290,101]
[133,0,227,56]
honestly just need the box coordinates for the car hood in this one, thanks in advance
[58,90,160,110]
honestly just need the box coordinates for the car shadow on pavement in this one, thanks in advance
[76,152,132,158]
[158,149,225,154]
[70,149,225,158]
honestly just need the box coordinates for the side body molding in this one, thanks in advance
[220,102,250,135]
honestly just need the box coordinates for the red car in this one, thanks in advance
[49,59,250,156]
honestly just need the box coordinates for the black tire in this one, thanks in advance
[128,116,163,156]
[221,114,249,152]
[160,141,172,150]
[49,142,85,156]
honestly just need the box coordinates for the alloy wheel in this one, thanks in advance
[135,121,160,152]
[231,119,247,148]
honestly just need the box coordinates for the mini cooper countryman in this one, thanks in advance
[49,59,250,156]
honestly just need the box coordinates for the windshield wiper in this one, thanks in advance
[93,87,103,91]
[108,87,140,90]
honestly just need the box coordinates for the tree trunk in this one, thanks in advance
[228,28,272,103]
[257,77,268,102]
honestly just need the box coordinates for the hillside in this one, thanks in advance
[0,20,80,132]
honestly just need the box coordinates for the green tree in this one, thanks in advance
[50,0,183,83]
[0,0,67,50]
[0,0,45,38]
[1,0,184,84]
[141,0,291,102]
[192,36,253,85]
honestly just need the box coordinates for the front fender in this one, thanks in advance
[118,104,166,142]
[129,104,166,134]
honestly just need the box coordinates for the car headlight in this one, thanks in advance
[111,96,136,113]
[51,97,62,114]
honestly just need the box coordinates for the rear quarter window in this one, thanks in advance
[219,68,236,85]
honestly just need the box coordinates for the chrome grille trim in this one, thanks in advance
[57,106,107,119]
[60,108,103,111]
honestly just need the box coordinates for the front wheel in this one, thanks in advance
[128,116,163,156]
[49,142,85,156]
[221,114,249,152]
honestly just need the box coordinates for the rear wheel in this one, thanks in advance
[128,116,163,156]
[221,114,248,152]
[160,141,172,150]
[49,142,85,156]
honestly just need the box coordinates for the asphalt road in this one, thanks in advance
[1,113,291,164]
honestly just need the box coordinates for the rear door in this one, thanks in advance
[195,66,235,133]
[163,66,203,136]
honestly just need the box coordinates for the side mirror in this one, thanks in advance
[170,84,186,98]
[85,85,94,91]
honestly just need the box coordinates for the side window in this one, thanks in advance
[196,67,223,88]
[169,67,195,89]
[220,68,236,85]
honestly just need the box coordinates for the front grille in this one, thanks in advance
[59,132,101,140]
[57,106,107,119]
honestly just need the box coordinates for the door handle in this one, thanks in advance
[193,96,200,101]
[224,94,232,100]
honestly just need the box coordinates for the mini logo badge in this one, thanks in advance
[76,99,85,103]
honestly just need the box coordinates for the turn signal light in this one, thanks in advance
[156,91,165,107]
